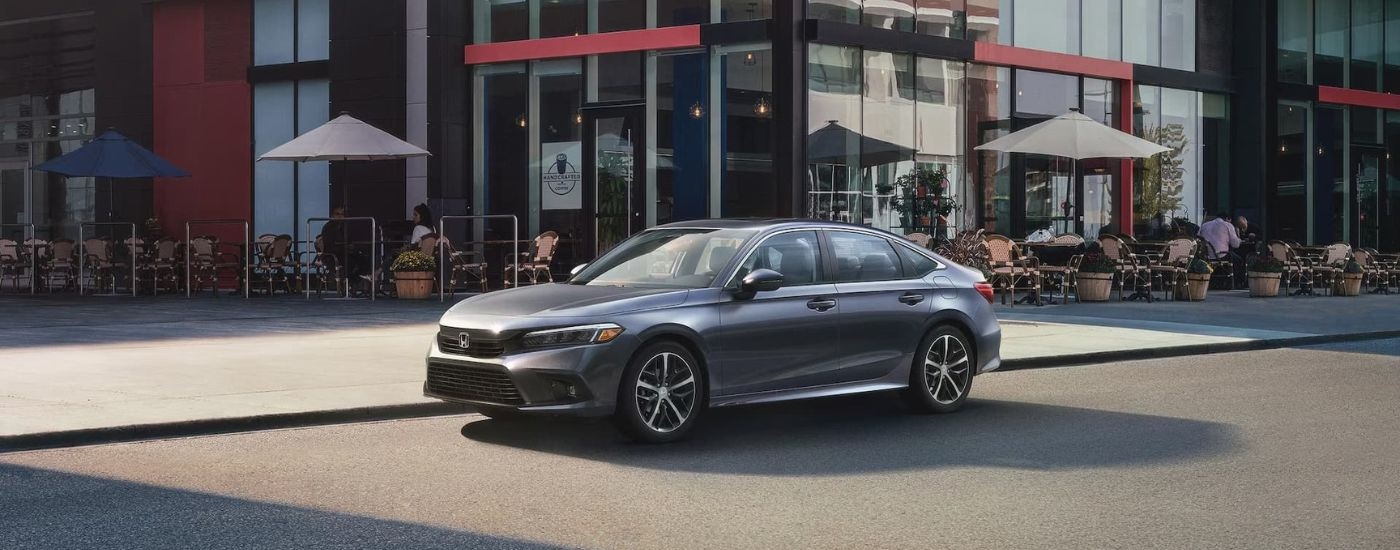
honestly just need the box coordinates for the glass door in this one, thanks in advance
[1352,146,1384,248]
[582,104,647,259]
[0,161,29,239]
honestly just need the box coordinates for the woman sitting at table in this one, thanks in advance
[410,204,434,244]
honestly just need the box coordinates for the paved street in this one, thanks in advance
[3,340,1397,549]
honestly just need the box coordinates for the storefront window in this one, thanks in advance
[598,0,646,32]
[1081,0,1122,61]
[1013,0,1079,55]
[1082,78,1116,238]
[1314,106,1345,242]
[1315,0,1349,88]
[656,52,710,224]
[1016,70,1078,236]
[1278,0,1311,84]
[807,44,862,221]
[965,0,1010,44]
[541,0,587,38]
[1160,0,1194,71]
[865,1,916,32]
[968,64,1011,235]
[1352,0,1383,91]
[721,0,772,22]
[477,66,530,236]
[1122,0,1160,66]
[916,57,967,232]
[917,0,965,38]
[1133,84,1162,237]
[863,52,915,231]
[1274,102,1309,242]
[720,47,775,217]
[473,0,529,44]
[537,63,584,242]
[1201,93,1229,216]
[658,0,709,26]
[811,0,860,24]
[596,52,644,102]
[1385,111,1400,250]
[1161,87,1200,224]
[1387,0,1400,93]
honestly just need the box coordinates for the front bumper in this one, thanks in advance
[423,333,632,417]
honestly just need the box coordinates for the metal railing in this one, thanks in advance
[78,222,138,297]
[305,216,378,300]
[0,223,36,295]
[437,215,519,302]
[185,219,251,299]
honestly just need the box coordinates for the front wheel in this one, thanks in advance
[903,326,974,414]
[614,342,705,443]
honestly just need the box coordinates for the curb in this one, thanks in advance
[997,329,1400,371]
[0,402,471,454]
[4,331,1395,454]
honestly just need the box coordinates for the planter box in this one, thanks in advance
[394,271,434,299]
[1077,272,1114,301]
[1176,273,1210,301]
[1247,272,1281,297]
[1335,273,1363,296]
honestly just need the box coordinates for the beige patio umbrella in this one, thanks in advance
[974,109,1169,160]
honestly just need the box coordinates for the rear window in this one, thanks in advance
[895,243,940,278]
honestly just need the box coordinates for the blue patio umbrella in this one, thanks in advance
[33,129,190,220]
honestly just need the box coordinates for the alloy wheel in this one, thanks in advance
[923,334,970,405]
[634,352,697,433]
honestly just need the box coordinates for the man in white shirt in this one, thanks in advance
[1198,212,1240,259]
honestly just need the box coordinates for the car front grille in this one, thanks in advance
[426,362,525,405]
[437,328,507,358]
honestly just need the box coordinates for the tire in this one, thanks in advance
[474,405,523,420]
[902,325,975,414]
[613,341,706,443]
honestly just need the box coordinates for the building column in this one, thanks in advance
[772,0,806,217]
[406,0,429,217]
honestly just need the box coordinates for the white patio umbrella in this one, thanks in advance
[976,109,1170,233]
[258,113,429,161]
[974,109,1169,160]
[257,113,430,300]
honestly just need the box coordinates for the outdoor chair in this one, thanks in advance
[934,229,987,269]
[302,234,343,296]
[1267,241,1317,296]
[252,234,297,295]
[0,239,21,291]
[82,237,121,294]
[983,234,1041,306]
[44,239,78,292]
[1306,243,1352,296]
[188,236,223,295]
[905,232,932,249]
[150,237,182,295]
[1051,233,1085,246]
[1351,249,1388,294]
[444,240,489,295]
[1148,238,1198,301]
[1037,253,1082,304]
[505,231,560,287]
[1098,235,1152,301]
[1195,239,1235,291]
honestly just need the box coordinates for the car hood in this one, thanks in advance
[445,284,690,319]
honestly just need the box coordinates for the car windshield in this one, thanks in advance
[571,228,757,288]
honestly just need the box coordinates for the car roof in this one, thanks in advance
[652,218,889,233]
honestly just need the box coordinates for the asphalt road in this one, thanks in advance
[2,340,1397,549]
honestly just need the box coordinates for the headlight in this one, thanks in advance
[521,323,624,348]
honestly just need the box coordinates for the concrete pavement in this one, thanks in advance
[2,340,1397,549]
[1,291,1397,442]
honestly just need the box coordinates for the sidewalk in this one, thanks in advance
[2,291,1397,445]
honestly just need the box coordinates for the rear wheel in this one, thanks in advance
[614,341,705,443]
[903,326,974,413]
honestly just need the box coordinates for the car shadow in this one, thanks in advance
[459,393,1240,476]
[0,463,563,549]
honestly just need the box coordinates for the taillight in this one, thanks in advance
[974,282,994,304]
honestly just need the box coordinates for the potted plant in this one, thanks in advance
[1075,246,1117,302]
[391,248,436,299]
[1247,255,1284,298]
[1334,258,1364,296]
[1178,258,1212,301]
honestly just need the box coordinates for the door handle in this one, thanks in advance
[806,298,837,312]
[899,292,925,306]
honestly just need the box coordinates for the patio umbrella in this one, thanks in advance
[257,113,429,162]
[808,120,916,167]
[33,128,190,218]
[974,109,1169,160]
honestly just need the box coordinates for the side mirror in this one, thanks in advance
[569,263,587,279]
[737,269,783,299]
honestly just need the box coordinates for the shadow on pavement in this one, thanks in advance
[0,463,561,550]
[459,394,1239,476]
[1299,337,1400,358]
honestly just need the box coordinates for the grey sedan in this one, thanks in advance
[425,219,1001,442]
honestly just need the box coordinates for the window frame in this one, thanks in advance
[724,228,828,288]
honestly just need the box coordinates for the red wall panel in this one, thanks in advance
[151,0,251,243]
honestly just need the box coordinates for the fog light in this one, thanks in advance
[550,380,579,400]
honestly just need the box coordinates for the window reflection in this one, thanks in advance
[721,47,775,217]
[540,0,586,38]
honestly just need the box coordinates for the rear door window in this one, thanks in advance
[827,231,903,282]
[894,243,939,278]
